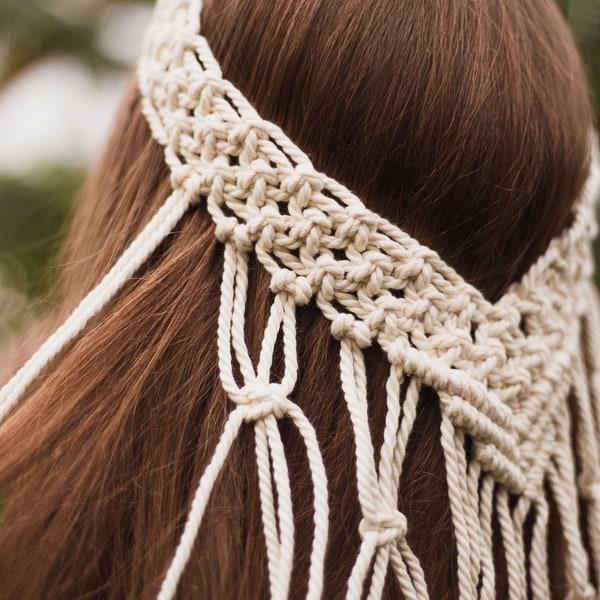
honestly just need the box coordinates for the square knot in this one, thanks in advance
[309,254,346,302]
[359,510,408,546]
[280,164,324,200]
[214,216,239,243]
[578,472,600,501]
[330,313,372,348]
[385,337,411,365]
[565,583,597,600]
[270,269,313,305]
[213,219,254,252]
[235,382,289,421]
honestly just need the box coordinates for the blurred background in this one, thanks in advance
[0,0,599,347]
[0,0,153,345]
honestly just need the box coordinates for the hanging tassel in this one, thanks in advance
[477,473,496,599]
[439,397,481,599]
[368,373,428,600]
[578,281,600,584]
[528,493,551,599]
[547,395,595,599]
[581,281,600,448]
[495,486,527,600]
[569,317,600,581]
[157,240,329,600]
[336,328,427,600]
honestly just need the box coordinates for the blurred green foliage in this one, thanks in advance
[0,0,153,87]
[0,0,149,341]
[0,170,79,339]
[0,170,78,296]
[1,0,116,87]
[0,0,599,343]
[560,0,600,120]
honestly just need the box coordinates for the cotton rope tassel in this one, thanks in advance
[157,207,329,600]
[337,336,428,600]
[580,281,600,581]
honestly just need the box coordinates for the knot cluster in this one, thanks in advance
[359,510,408,547]
[270,269,312,306]
[137,3,600,599]
[139,2,600,495]
[234,382,289,421]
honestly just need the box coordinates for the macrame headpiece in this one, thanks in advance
[2,0,600,598]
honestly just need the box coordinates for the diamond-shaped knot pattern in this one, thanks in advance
[139,3,600,598]
[140,10,597,494]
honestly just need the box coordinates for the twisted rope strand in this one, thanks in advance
[439,407,479,599]
[477,474,496,600]
[0,189,191,423]
[528,496,551,600]
[495,487,526,600]
[254,418,288,599]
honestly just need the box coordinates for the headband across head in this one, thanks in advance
[2,0,600,598]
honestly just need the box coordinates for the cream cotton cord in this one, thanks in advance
[2,0,600,598]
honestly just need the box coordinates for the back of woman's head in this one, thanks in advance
[0,0,594,598]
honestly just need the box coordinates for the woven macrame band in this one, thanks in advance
[2,0,600,598]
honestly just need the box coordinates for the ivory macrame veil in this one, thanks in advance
[2,0,600,598]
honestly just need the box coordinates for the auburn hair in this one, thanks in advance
[0,0,594,598]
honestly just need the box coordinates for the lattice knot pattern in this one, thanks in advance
[1,0,600,598]
[134,2,600,597]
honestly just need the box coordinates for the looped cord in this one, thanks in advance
[359,511,408,547]
[235,382,290,420]
[157,236,329,600]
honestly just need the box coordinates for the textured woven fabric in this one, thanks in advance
[137,1,600,597]
[2,0,600,598]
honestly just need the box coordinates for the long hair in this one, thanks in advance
[0,0,594,597]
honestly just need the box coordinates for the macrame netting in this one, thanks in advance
[2,0,600,597]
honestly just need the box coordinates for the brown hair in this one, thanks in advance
[0,0,594,597]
